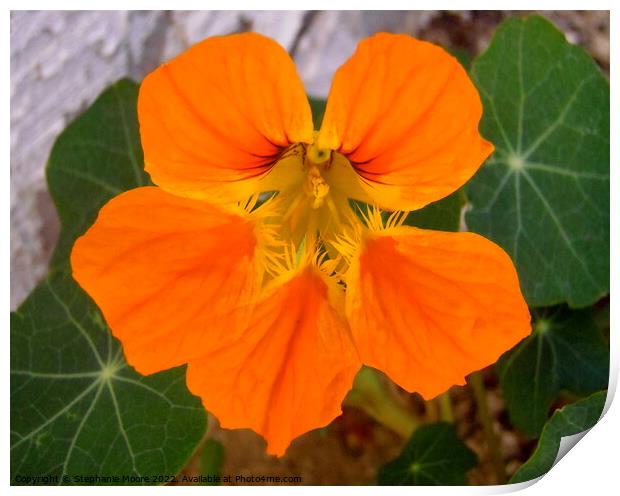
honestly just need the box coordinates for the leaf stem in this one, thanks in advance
[345,367,419,439]
[425,396,439,421]
[470,371,506,484]
[438,390,454,423]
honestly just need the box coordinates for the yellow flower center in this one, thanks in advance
[254,133,408,279]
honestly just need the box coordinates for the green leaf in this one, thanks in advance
[11,273,206,485]
[405,188,465,232]
[467,15,609,307]
[497,306,609,436]
[449,46,473,70]
[199,439,224,485]
[378,422,477,485]
[510,391,606,483]
[11,79,207,485]
[47,79,151,267]
[308,96,326,130]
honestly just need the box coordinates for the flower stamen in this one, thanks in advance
[305,166,330,208]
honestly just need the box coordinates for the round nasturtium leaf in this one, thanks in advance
[378,422,477,486]
[496,306,609,436]
[11,273,207,485]
[46,79,152,268]
[467,15,609,308]
[510,390,606,483]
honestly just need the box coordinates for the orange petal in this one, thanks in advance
[139,33,314,203]
[71,187,259,375]
[186,267,360,456]
[318,33,493,211]
[346,227,530,399]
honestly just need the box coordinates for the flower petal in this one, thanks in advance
[186,267,360,456]
[346,227,530,399]
[71,187,259,375]
[139,33,314,203]
[318,33,493,211]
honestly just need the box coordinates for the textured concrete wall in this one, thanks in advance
[10,10,609,309]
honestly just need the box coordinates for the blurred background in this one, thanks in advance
[10,10,610,484]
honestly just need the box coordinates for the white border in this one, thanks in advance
[5,4,617,495]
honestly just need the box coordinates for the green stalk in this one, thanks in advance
[345,367,419,439]
[438,390,454,423]
[470,372,506,484]
[425,396,439,421]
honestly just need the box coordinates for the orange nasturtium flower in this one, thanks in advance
[71,33,531,455]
